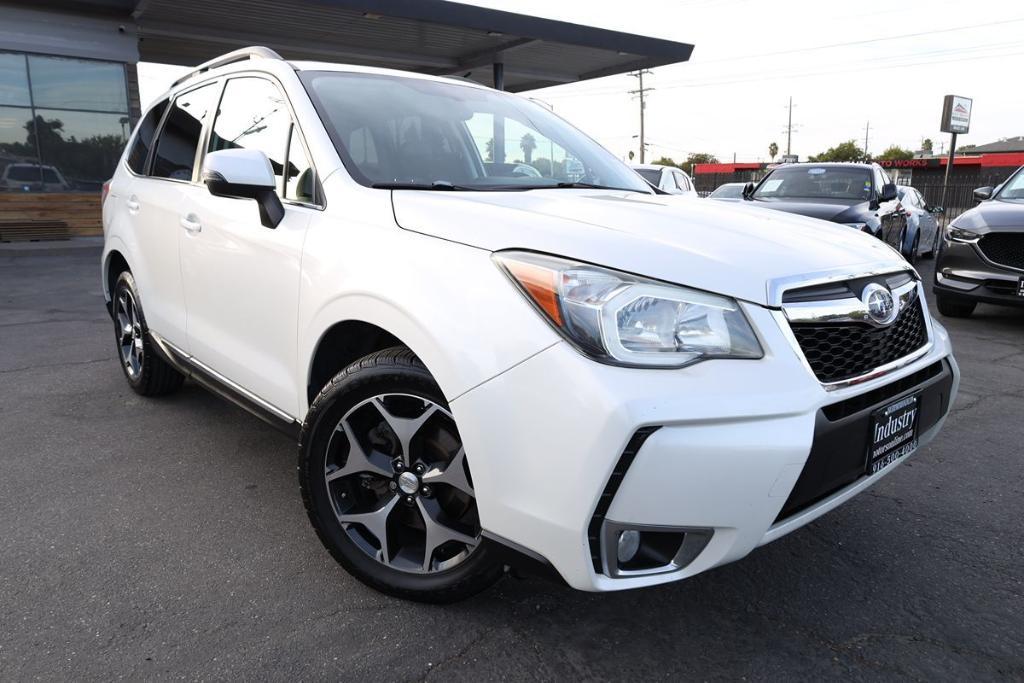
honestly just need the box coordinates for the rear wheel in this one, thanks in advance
[936,294,976,318]
[299,347,503,603]
[111,271,184,396]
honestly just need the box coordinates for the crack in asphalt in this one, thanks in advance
[0,357,114,374]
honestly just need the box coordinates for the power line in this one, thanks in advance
[537,32,1024,99]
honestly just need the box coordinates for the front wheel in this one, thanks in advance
[923,225,941,259]
[299,347,503,603]
[903,229,919,265]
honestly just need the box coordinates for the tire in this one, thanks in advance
[923,225,941,259]
[904,230,919,265]
[111,271,185,396]
[299,347,503,603]
[936,294,976,318]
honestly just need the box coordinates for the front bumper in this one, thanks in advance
[934,239,1024,307]
[452,304,958,591]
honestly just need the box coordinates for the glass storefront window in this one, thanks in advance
[33,109,128,191]
[0,51,130,191]
[0,53,31,107]
[27,55,128,113]
[0,105,41,190]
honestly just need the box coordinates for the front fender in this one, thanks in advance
[296,226,560,416]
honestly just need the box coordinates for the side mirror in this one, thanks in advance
[201,149,284,229]
[742,181,755,200]
[878,183,898,202]
[972,186,993,202]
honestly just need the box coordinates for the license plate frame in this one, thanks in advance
[866,393,921,475]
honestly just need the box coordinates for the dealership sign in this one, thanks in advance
[940,95,972,134]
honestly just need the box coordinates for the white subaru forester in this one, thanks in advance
[102,47,958,602]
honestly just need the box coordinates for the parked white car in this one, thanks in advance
[102,47,958,602]
[1,163,71,192]
[632,163,697,196]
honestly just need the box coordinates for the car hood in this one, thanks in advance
[747,197,866,223]
[952,199,1024,231]
[391,190,903,306]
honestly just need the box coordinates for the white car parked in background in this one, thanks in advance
[632,163,698,196]
[102,47,958,602]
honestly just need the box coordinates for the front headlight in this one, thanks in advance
[494,251,763,368]
[946,226,980,243]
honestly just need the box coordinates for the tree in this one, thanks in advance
[484,138,494,162]
[651,156,678,168]
[807,140,863,162]
[768,142,779,161]
[519,133,536,164]
[922,138,933,154]
[679,152,718,175]
[876,145,914,161]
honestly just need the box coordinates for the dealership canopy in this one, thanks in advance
[32,0,694,92]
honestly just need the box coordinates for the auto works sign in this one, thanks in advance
[941,95,972,134]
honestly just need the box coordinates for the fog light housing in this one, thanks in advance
[616,530,641,564]
[602,521,714,578]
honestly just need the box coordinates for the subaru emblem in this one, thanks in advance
[862,283,898,325]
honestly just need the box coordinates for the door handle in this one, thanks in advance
[180,214,202,233]
[126,196,140,213]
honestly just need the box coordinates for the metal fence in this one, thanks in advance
[906,183,979,226]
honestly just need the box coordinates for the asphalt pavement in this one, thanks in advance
[1,242,1022,680]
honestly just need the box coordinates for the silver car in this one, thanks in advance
[896,186,943,263]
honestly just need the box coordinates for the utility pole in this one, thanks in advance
[629,70,654,163]
[785,96,794,156]
[863,121,870,159]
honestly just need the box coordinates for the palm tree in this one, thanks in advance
[520,133,537,164]
[768,142,779,162]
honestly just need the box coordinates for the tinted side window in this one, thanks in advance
[152,83,217,181]
[209,77,290,192]
[127,99,167,174]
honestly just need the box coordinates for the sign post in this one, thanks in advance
[939,95,972,225]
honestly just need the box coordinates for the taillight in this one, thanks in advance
[101,180,111,206]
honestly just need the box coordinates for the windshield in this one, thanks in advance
[753,166,873,201]
[710,183,744,198]
[301,71,651,193]
[995,166,1024,201]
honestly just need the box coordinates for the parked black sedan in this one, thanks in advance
[933,165,1024,318]
[741,162,910,258]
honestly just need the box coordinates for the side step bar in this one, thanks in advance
[149,332,301,440]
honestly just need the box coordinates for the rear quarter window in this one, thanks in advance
[126,99,168,174]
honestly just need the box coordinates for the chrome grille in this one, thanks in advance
[782,273,929,385]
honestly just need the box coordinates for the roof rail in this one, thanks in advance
[170,46,284,88]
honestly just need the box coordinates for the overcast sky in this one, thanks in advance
[138,0,1024,164]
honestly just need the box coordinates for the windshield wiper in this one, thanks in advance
[516,181,648,194]
[370,181,480,191]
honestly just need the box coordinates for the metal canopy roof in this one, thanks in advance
[42,0,694,92]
